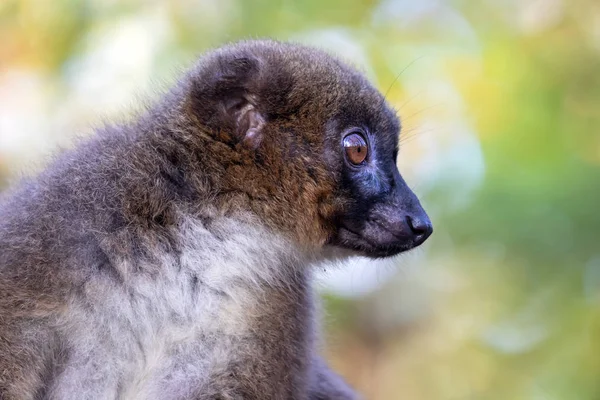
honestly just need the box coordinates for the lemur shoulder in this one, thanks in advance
[0,40,432,400]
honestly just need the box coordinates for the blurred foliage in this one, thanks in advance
[1,0,600,399]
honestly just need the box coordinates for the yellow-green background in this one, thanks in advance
[1,1,599,399]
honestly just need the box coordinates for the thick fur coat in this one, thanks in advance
[0,40,432,399]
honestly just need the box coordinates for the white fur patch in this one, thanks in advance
[49,214,311,399]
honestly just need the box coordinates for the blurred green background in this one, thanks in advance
[1,0,599,399]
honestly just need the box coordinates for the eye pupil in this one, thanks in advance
[343,132,368,165]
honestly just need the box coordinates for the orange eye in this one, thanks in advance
[343,133,368,165]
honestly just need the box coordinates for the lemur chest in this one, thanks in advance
[57,217,311,399]
[52,273,254,400]
[116,269,259,399]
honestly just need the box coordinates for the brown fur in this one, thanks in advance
[0,40,431,399]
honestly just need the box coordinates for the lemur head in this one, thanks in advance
[182,40,432,258]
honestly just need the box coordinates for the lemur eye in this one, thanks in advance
[343,132,368,165]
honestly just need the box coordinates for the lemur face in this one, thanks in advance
[324,99,433,258]
[186,40,432,258]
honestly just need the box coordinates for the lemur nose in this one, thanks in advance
[406,214,433,245]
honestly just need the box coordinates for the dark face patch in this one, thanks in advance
[323,85,433,258]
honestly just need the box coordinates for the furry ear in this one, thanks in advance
[190,54,266,150]
[233,102,265,150]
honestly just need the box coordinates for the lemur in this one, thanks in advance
[0,40,432,399]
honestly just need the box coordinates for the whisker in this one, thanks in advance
[399,103,444,123]
[381,56,425,103]
[397,91,424,112]
[399,128,438,145]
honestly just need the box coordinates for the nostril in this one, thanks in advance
[406,215,433,242]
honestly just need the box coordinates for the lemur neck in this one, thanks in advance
[174,213,314,291]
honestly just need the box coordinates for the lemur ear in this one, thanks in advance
[191,54,266,150]
[232,101,265,150]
